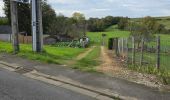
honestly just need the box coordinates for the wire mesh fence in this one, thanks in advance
[113,36,170,71]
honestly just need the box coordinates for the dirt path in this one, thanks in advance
[97,46,123,75]
[75,46,96,60]
[97,46,163,88]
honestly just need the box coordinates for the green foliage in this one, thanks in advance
[108,38,113,50]
[72,12,85,22]
[48,12,86,39]
[129,21,154,42]
[17,3,31,34]
[3,0,56,35]
[87,16,122,32]
[118,17,129,30]
[156,17,170,30]
[0,18,8,25]
[131,16,169,34]
[52,41,81,48]
[42,1,56,34]
[87,18,105,32]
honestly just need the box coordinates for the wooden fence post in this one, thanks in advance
[10,0,19,53]
[132,37,135,65]
[126,38,129,64]
[115,38,119,56]
[140,38,144,66]
[118,39,120,55]
[122,38,124,55]
[156,36,160,69]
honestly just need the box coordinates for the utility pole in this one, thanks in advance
[10,0,19,54]
[32,0,43,52]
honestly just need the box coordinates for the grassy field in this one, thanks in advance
[0,41,86,64]
[87,30,130,45]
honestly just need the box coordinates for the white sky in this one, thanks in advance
[1,0,170,18]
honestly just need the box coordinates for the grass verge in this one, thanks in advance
[0,41,86,64]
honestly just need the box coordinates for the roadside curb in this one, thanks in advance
[31,70,137,100]
[0,61,137,100]
[0,61,22,69]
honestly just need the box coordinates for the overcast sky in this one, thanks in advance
[0,0,170,18]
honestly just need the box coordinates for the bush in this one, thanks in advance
[0,18,9,25]
[108,38,113,50]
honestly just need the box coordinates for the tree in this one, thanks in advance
[3,0,56,35]
[87,18,105,32]
[71,12,86,37]
[87,16,123,32]
[118,17,129,30]
[42,1,56,34]
[141,16,167,34]
[48,14,68,36]
[3,0,10,24]
[72,12,85,23]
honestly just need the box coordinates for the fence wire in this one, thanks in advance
[113,36,170,71]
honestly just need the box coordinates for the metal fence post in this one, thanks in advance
[156,36,160,69]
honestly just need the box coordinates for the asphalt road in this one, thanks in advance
[0,67,96,100]
[1,53,170,100]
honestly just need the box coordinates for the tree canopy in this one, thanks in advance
[3,0,56,35]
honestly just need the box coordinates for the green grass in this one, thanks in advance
[105,25,118,32]
[0,41,86,64]
[87,30,130,45]
[73,46,101,72]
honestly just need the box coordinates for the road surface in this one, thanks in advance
[0,67,96,100]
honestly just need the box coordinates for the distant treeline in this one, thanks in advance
[87,16,122,32]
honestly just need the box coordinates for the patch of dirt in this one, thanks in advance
[97,46,164,89]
